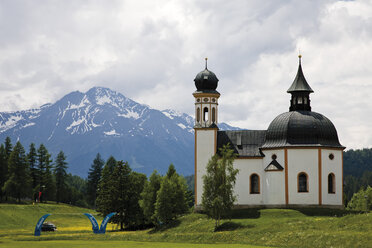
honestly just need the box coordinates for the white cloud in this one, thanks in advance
[0,0,371,149]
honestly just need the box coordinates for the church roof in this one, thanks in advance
[287,57,314,93]
[217,130,266,157]
[262,110,344,149]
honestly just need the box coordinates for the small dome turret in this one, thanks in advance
[194,58,219,93]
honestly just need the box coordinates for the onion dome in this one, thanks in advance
[194,58,219,93]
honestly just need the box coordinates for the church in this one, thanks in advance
[193,56,345,209]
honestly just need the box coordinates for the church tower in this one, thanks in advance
[193,58,220,207]
[193,58,220,128]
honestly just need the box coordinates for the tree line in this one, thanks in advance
[86,154,193,229]
[0,137,86,206]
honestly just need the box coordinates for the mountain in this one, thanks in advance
[0,87,239,177]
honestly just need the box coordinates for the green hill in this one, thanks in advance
[0,203,371,248]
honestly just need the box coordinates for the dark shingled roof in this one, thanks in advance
[262,110,344,148]
[217,130,266,157]
[287,63,314,93]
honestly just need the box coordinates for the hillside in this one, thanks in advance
[344,148,372,177]
[0,204,371,248]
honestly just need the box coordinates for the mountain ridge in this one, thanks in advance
[0,87,240,177]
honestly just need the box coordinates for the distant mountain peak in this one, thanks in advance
[0,86,240,177]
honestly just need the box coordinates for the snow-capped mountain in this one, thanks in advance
[0,87,239,177]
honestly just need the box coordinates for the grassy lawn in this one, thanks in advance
[0,203,371,248]
[0,240,267,248]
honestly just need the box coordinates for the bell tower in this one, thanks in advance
[193,58,220,128]
[193,58,220,208]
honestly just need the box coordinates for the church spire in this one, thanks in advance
[288,55,313,111]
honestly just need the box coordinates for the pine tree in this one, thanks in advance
[27,143,38,201]
[201,144,238,229]
[3,137,12,202]
[54,151,68,203]
[154,164,189,224]
[102,160,132,230]
[87,153,104,207]
[140,170,162,224]
[96,156,117,217]
[4,137,12,160]
[0,145,7,202]
[2,142,31,203]
[37,144,55,202]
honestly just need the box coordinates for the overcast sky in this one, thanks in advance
[0,0,371,149]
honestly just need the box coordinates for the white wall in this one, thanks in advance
[195,129,216,205]
[261,149,286,205]
[234,159,263,205]
[321,149,343,206]
[287,149,319,205]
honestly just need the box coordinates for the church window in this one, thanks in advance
[329,153,334,160]
[298,172,308,192]
[304,97,308,104]
[271,154,277,160]
[203,107,209,122]
[328,173,335,194]
[250,174,260,194]
[293,97,296,104]
[196,107,200,122]
[212,108,216,123]
[298,97,303,104]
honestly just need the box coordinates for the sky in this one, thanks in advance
[0,0,372,149]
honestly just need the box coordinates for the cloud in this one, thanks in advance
[0,0,371,149]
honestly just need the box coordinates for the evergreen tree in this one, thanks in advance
[103,160,132,230]
[37,144,55,202]
[202,144,238,229]
[96,156,117,217]
[3,137,12,202]
[87,153,104,207]
[154,164,189,224]
[140,170,162,224]
[27,143,38,201]
[4,137,12,160]
[2,142,31,202]
[54,151,68,203]
[125,171,147,228]
[0,145,7,202]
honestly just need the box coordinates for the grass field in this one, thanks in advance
[0,203,371,248]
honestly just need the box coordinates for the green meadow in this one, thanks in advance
[0,203,371,248]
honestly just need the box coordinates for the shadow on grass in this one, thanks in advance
[296,208,363,217]
[214,221,255,232]
[148,219,181,234]
[226,208,261,219]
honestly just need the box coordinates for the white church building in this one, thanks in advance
[193,56,345,209]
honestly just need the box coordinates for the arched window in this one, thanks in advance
[250,174,260,194]
[212,107,216,123]
[328,173,335,194]
[298,172,308,193]
[203,107,209,122]
[196,107,200,122]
